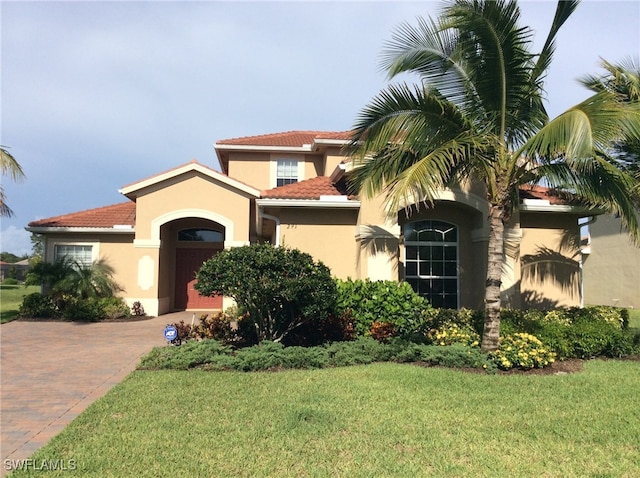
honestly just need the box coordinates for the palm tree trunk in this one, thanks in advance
[481,207,504,352]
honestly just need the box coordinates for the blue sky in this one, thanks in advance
[2,0,639,256]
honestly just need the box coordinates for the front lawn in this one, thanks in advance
[0,284,39,323]
[10,360,640,477]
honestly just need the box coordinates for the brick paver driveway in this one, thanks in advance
[0,313,184,472]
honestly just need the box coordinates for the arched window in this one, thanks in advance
[404,220,459,308]
[178,228,223,242]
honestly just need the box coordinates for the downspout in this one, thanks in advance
[578,216,598,308]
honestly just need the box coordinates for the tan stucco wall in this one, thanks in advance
[225,152,326,190]
[43,231,143,303]
[265,207,359,279]
[583,214,640,308]
[519,212,581,309]
[132,171,254,244]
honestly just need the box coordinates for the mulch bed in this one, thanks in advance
[17,315,155,323]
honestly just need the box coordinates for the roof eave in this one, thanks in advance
[119,161,260,198]
[26,226,136,234]
[256,198,361,208]
[214,143,313,154]
[519,203,603,215]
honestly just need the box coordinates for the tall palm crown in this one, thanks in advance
[347,0,640,351]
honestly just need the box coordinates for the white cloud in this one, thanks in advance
[0,226,33,256]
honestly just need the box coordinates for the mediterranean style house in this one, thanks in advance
[27,131,596,316]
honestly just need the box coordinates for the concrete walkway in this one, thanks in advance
[0,313,190,474]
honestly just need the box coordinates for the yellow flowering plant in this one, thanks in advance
[489,333,556,370]
[426,323,481,347]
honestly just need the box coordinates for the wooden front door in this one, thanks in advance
[174,248,222,310]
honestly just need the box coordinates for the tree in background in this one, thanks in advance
[0,146,25,217]
[347,0,640,351]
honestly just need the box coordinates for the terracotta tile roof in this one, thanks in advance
[217,130,351,147]
[519,185,574,205]
[28,202,136,228]
[261,176,354,200]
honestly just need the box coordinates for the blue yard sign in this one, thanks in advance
[164,325,178,341]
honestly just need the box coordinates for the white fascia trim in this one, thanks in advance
[26,226,135,234]
[256,198,361,209]
[329,163,347,182]
[311,139,349,148]
[215,144,313,153]
[519,204,599,214]
[118,162,260,198]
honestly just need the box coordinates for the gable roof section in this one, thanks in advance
[258,176,360,209]
[216,130,351,149]
[519,185,600,214]
[27,202,136,231]
[119,160,260,199]
[261,176,354,200]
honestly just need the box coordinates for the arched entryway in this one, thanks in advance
[174,228,223,310]
[156,215,228,311]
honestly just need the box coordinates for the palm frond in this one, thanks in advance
[517,90,636,160]
[381,16,473,109]
[0,146,25,180]
[531,0,580,85]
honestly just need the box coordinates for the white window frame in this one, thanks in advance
[404,220,459,308]
[50,242,98,267]
[271,157,304,188]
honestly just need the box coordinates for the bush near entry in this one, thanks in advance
[195,244,338,344]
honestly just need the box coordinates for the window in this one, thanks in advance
[404,220,459,308]
[276,159,298,187]
[54,245,93,267]
[178,228,223,242]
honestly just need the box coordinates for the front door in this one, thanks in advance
[174,248,222,310]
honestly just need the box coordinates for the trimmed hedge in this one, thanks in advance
[138,337,495,372]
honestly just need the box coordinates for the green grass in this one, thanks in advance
[0,284,38,323]
[9,361,640,477]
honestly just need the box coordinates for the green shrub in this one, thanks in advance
[282,312,356,347]
[18,292,59,318]
[139,340,232,370]
[192,312,236,342]
[195,244,337,344]
[336,279,429,337]
[139,337,496,372]
[413,343,496,370]
[489,333,556,370]
[63,297,105,322]
[2,278,20,286]
[567,317,637,358]
[499,307,637,359]
[99,297,131,320]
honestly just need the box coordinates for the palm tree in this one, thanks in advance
[580,58,640,188]
[347,0,640,351]
[27,257,122,300]
[55,259,123,300]
[1,146,25,217]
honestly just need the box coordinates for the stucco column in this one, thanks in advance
[501,228,523,309]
